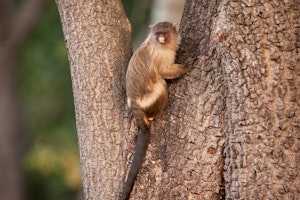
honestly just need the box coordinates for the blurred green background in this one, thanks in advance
[19,2,81,200]
[1,0,183,199]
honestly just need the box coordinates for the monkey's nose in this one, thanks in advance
[158,35,166,44]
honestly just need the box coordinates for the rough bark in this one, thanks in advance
[0,0,46,200]
[214,0,300,199]
[57,0,300,199]
[132,0,226,199]
[56,0,132,199]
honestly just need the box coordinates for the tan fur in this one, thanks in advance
[126,21,190,120]
[136,80,166,109]
[120,22,191,200]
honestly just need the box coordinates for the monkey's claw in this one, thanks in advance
[185,57,197,66]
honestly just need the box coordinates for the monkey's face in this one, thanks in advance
[155,32,169,44]
[150,21,178,45]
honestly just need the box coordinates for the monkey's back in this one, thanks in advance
[126,43,167,118]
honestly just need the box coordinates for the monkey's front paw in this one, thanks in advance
[185,57,197,66]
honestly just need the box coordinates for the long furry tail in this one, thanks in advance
[119,116,150,200]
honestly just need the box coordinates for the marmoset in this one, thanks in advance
[119,21,192,200]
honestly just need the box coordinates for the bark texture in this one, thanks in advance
[56,0,132,199]
[130,0,226,199]
[57,0,300,199]
[213,0,300,199]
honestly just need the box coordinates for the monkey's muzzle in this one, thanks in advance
[158,35,166,44]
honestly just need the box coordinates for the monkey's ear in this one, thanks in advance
[149,24,154,29]
[172,22,179,31]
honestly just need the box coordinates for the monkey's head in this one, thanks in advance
[149,21,179,46]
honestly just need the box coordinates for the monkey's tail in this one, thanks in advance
[119,116,150,200]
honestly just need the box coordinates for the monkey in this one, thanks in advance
[119,21,193,200]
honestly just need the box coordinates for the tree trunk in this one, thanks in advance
[0,53,23,200]
[57,0,300,199]
[56,0,132,199]
[215,1,300,199]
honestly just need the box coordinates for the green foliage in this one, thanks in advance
[18,1,81,200]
